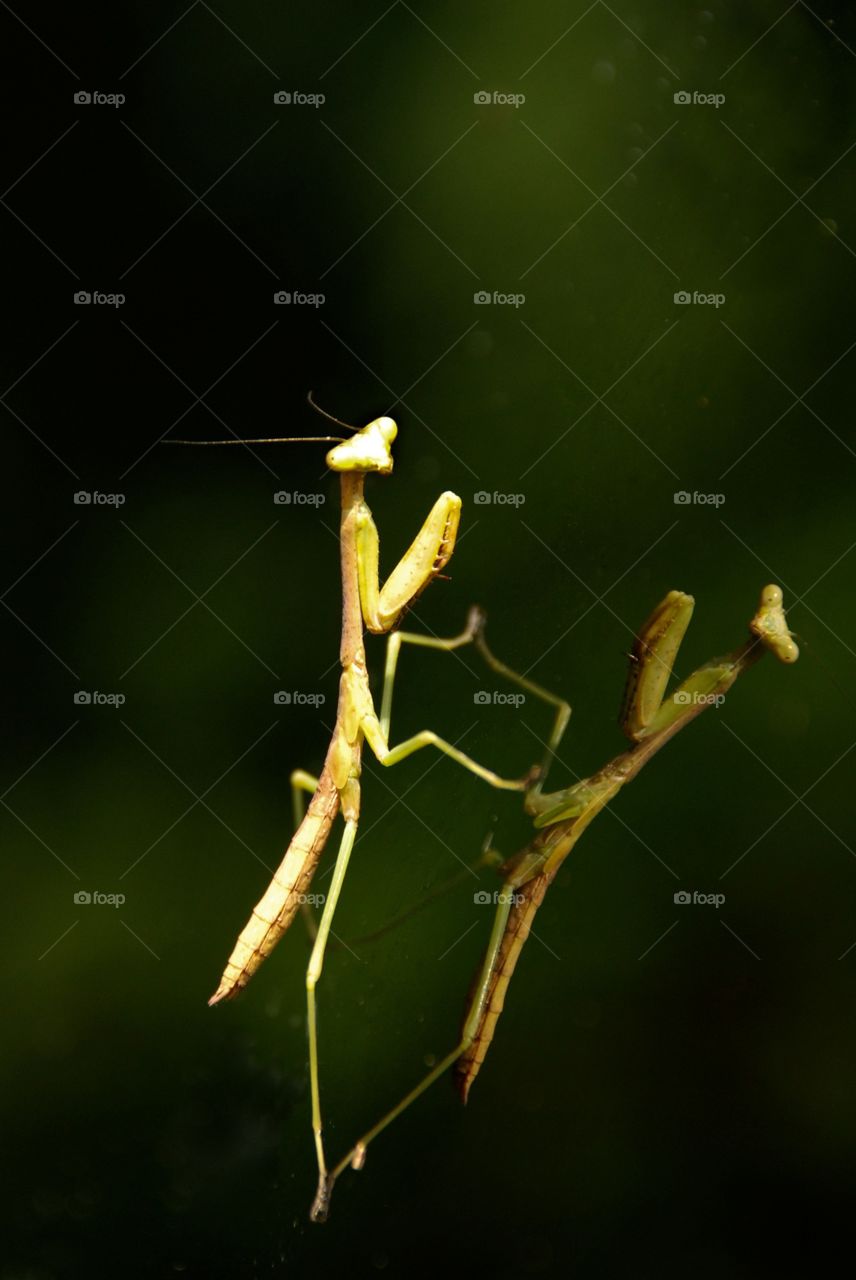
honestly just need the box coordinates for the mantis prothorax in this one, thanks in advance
[173,403,532,1221]
[314,583,799,1216]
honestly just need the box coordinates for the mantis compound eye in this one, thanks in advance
[325,417,398,474]
[372,416,397,444]
[750,583,799,664]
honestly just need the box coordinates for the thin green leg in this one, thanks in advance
[307,817,358,1223]
[319,889,514,1204]
[291,770,320,943]
[380,608,483,738]
[472,626,571,795]
[363,715,527,791]
[379,610,572,797]
[343,831,504,950]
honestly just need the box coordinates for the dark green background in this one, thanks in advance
[2,2,854,1276]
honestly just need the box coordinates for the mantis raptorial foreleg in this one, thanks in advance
[318,585,798,1208]
[356,492,462,633]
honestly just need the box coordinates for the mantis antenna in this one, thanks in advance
[305,390,360,433]
[165,434,346,445]
[164,393,361,446]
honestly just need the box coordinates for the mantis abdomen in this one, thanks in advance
[209,764,341,1006]
[454,871,553,1103]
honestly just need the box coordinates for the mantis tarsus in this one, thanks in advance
[314,582,799,1215]
[177,405,531,1221]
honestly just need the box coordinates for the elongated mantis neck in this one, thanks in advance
[339,472,367,669]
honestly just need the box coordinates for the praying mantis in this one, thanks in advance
[179,404,533,1221]
[312,582,799,1215]
[175,408,799,1222]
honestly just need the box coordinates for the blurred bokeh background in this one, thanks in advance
[2,2,855,1275]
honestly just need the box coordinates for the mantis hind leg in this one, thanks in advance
[306,816,358,1223]
[314,889,515,1218]
[292,769,319,824]
[291,770,320,943]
